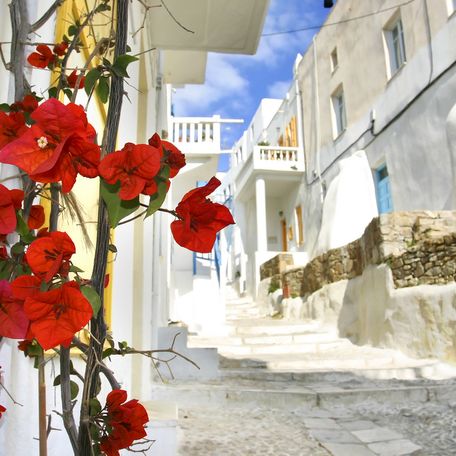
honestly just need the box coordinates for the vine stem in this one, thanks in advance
[78,1,129,454]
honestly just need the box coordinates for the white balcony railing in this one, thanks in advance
[252,145,304,171]
[170,115,221,155]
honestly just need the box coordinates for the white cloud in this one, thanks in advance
[267,80,291,99]
[172,53,249,116]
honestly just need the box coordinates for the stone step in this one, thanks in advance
[217,349,453,373]
[149,379,456,410]
[220,361,456,382]
[227,321,324,336]
[188,330,340,347]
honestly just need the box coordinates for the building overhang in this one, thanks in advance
[147,0,270,55]
[162,50,207,84]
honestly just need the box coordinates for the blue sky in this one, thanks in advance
[171,0,332,171]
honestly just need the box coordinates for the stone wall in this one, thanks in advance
[280,211,456,297]
[260,253,294,280]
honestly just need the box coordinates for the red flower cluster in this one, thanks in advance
[27,42,68,69]
[0,404,5,419]
[0,98,100,192]
[0,231,93,350]
[25,231,75,283]
[171,177,234,253]
[0,184,45,234]
[67,70,85,89]
[0,185,24,234]
[148,133,186,178]
[99,389,149,456]
[98,142,162,200]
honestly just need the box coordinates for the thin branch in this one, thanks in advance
[30,0,65,33]
[117,209,147,225]
[160,0,195,34]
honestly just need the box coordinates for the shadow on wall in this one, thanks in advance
[338,264,456,362]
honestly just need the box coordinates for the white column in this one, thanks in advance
[255,176,267,251]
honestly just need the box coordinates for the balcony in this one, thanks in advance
[170,116,222,155]
[234,145,305,200]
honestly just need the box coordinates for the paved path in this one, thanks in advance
[159,293,456,455]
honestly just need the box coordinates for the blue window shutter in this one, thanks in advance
[376,165,393,213]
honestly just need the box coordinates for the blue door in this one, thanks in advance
[376,164,393,213]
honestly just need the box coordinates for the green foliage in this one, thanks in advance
[268,278,281,295]
[145,166,170,217]
[100,180,140,228]
[111,54,138,78]
[81,285,102,317]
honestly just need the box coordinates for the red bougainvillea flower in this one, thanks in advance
[0,98,100,193]
[0,404,6,418]
[0,111,27,148]
[10,94,39,114]
[67,70,85,89]
[148,133,186,178]
[99,389,149,456]
[171,177,234,253]
[0,184,24,235]
[0,279,29,339]
[27,204,45,230]
[27,44,55,69]
[53,41,68,56]
[26,231,75,283]
[23,281,93,350]
[98,142,162,200]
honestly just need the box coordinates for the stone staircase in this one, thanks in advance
[152,291,456,455]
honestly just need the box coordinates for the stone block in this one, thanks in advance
[352,427,403,443]
[322,443,377,456]
[310,429,359,444]
[338,420,377,431]
[367,439,422,455]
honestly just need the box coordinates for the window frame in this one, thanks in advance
[383,13,407,79]
[330,86,347,139]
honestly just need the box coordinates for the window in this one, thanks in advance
[331,86,347,138]
[384,15,406,77]
[375,164,393,213]
[330,47,338,73]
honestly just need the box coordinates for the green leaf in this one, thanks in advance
[15,211,29,236]
[96,76,110,104]
[48,87,58,99]
[84,68,101,96]
[69,264,84,273]
[81,285,101,317]
[108,244,117,253]
[102,347,115,359]
[10,242,24,256]
[63,88,73,101]
[89,398,102,416]
[0,103,10,112]
[100,180,140,228]
[146,166,170,217]
[112,54,138,78]
[68,24,79,37]
[53,375,61,386]
[70,380,79,400]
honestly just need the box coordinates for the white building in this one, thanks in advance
[0,1,270,454]
[228,0,456,298]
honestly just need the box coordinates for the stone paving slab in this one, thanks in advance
[367,439,422,455]
[310,429,360,444]
[322,442,377,456]
[339,420,378,431]
[352,427,404,443]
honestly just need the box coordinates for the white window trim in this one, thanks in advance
[383,13,407,80]
[330,86,347,139]
[447,0,456,16]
